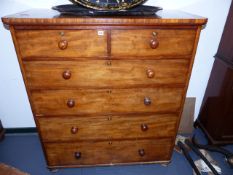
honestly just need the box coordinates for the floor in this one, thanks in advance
[0,129,232,175]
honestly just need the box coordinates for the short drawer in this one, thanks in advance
[24,59,189,89]
[15,30,107,58]
[31,88,183,115]
[37,114,178,142]
[111,29,196,57]
[44,138,172,166]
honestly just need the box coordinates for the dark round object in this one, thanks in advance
[150,38,159,49]
[70,0,147,11]
[74,152,82,159]
[63,70,71,80]
[138,149,145,157]
[52,4,162,16]
[141,124,148,131]
[58,40,68,50]
[67,99,75,108]
[71,127,78,134]
[144,97,151,105]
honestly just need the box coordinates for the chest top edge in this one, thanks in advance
[2,9,207,27]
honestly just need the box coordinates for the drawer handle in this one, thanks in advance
[62,70,71,80]
[146,69,155,78]
[141,124,148,131]
[67,99,75,108]
[138,149,145,157]
[144,97,151,105]
[150,32,159,49]
[71,127,78,134]
[74,152,82,159]
[58,40,68,50]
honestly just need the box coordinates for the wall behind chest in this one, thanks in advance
[0,0,231,128]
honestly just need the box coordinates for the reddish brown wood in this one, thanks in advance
[196,2,233,145]
[1,10,207,168]
[150,36,159,49]
[62,70,72,80]
[1,9,207,26]
[67,99,75,108]
[31,88,183,115]
[138,149,145,157]
[58,40,68,50]
[146,69,155,78]
[15,30,108,58]
[37,114,178,142]
[111,29,196,57]
[23,59,189,89]
[71,127,78,134]
[44,138,172,166]
[141,123,149,132]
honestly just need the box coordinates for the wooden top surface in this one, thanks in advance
[2,9,207,26]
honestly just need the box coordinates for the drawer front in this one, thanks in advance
[44,138,172,166]
[111,29,196,57]
[31,88,183,115]
[37,114,178,142]
[16,30,107,58]
[24,59,189,89]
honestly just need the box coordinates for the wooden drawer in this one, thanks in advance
[24,59,189,89]
[44,138,172,166]
[31,88,183,115]
[37,114,177,142]
[111,29,196,57]
[15,30,107,58]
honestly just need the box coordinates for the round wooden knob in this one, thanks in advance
[138,149,145,157]
[58,40,68,50]
[74,152,81,159]
[144,97,151,105]
[141,124,148,131]
[67,99,75,108]
[146,69,155,78]
[150,38,159,49]
[62,70,71,80]
[71,127,78,134]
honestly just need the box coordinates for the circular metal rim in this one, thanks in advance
[70,0,148,11]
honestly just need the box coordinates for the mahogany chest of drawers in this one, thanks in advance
[2,9,207,169]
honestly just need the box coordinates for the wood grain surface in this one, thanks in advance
[111,29,196,57]
[37,114,178,142]
[23,59,189,89]
[44,138,172,166]
[31,88,183,115]
[1,9,207,26]
[15,30,107,58]
[1,9,207,168]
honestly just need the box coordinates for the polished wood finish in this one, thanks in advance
[1,9,207,26]
[37,114,178,142]
[15,30,107,58]
[197,2,233,144]
[197,59,233,144]
[23,59,189,89]
[2,9,207,168]
[31,88,183,115]
[44,138,172,166]
[111,29,196,57]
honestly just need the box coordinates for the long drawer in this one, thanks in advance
[37,114,178,142]
[44,138,172,166]
[31,88,183,115]
[111,29,196,57]
[24,59,189,89]
[16,29,196,59]
[15,30,107,58]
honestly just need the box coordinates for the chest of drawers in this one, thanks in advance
[2,9,207,169]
